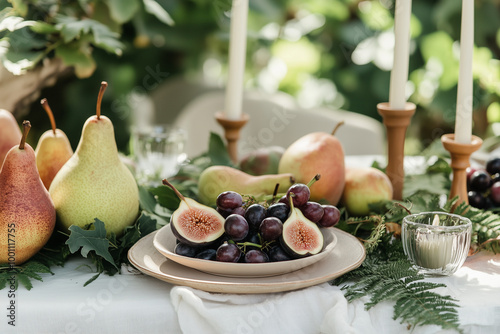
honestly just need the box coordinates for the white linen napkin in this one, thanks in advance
[170,282,356,334]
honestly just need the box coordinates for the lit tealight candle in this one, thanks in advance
[416,215,453,269]
[402,212,472,276]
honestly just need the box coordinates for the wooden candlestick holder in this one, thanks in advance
[215,112,250,164]
[441,134,482,208]
[377,102,416,201]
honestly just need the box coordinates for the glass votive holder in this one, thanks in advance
[131,124,188,186]
[402,212,472,276]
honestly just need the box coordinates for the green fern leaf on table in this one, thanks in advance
[453,202,500,253]
[335,231,462,332]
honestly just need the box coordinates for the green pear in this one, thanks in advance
[341,167,392,216]
[49,82,139,236]
[35,98,73,190]
[197,165,295,206]
[0,121,56,264]
[0,109,22,167]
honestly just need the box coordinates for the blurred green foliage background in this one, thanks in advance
[1,0,499,155]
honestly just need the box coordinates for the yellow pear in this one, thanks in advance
[49,82,139,236]
[35,98,73,189]
[0,109,22,167]
[0,121,56,264]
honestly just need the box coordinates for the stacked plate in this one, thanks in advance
[128,224,366,294]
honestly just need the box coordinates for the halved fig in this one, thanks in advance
[163,179,225,247]
[280,193,324,258]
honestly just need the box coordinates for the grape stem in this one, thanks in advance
[306,174,321,188]
[237,241,262,249]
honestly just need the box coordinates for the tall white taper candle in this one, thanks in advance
[389,0,412,110]
[454,0,474,144]
[224,0,249,120]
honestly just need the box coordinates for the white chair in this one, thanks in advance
[171,90,386,159]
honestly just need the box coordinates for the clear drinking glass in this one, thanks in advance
[402,212,472,276]
[131,124,187,186]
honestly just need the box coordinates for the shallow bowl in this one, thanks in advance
[153,225,337,278]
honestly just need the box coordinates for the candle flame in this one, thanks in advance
[432,214,440,226]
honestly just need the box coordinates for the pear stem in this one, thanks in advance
[19,120,31,150]
[40,98,57,135]
[96,81,108,120]
[162,179,186,202]
[306,174,321,188]
[331,121,344,136]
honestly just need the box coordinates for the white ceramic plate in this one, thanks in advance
[128,228,365,294]
[152,224,337,278]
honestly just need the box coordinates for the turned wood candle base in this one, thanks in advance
[377,102,416,201]
[215,112,250,164]
[441,134,482,208]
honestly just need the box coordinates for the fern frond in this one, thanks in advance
[336,235,462,332]
[452,203,500,253]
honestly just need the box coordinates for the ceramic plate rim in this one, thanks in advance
[128,228,366,294]
[152,224,337,277]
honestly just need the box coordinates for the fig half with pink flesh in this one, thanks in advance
[280,194,324,258]
[163,179,225,247]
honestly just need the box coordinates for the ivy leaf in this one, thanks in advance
[88,21,124,55]
[208,132,233,166]
[56,16,99,42]
[137,211,158,236]
[143,0,175,26]
[66,219,118,270]
[120,212,157,249]
[10,0,28,17]
[0,40,44,74]
[139,185,157,213]
[5,27,47,51]
[149,185,180,211]
[55,16,124,55]
[55,43,96,78]
[0,7,14,21]
[0,16,35,32]
[108,0,140,24]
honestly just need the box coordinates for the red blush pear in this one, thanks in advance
[278,123,345,205]
[0,121,56,264]
[0,109,22,167]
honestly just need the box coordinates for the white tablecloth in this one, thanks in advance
[3,155,500,334]
[1,250,500,334]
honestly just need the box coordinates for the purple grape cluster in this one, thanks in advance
[467,157,500,209]
[173,185,341,263]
